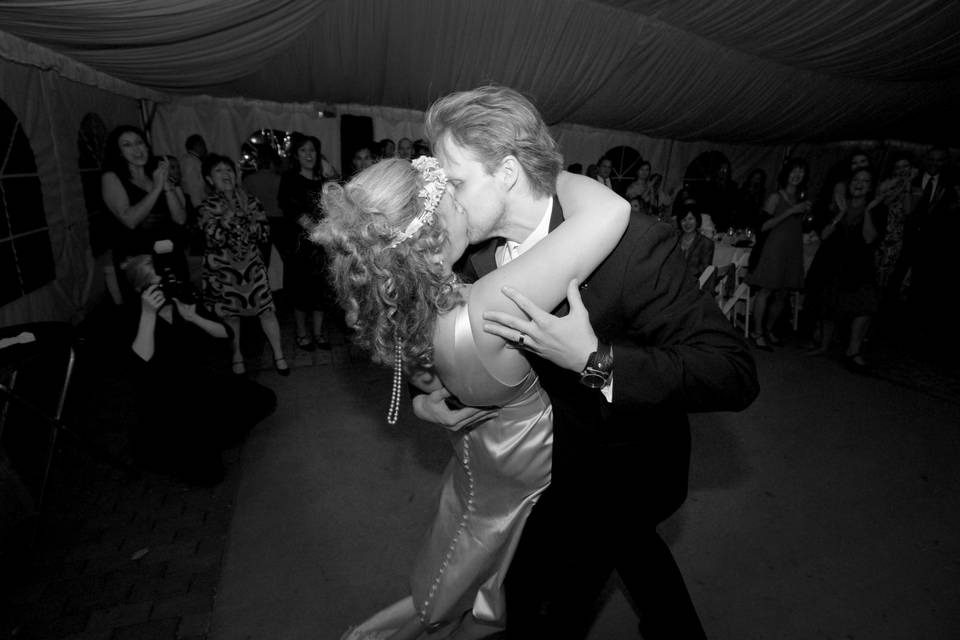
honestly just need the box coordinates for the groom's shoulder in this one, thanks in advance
[613,213,677,256]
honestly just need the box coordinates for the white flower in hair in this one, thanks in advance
[388,156,448,248]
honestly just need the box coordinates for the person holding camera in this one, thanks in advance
[122,254,277,486]
[102,125,189,306]
[198,154,290,376]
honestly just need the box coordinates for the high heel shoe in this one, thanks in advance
[274,357,290,376]
[752,334,773,352]
[845,352,869,374]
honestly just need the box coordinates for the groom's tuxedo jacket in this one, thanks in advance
[461,198,759,523]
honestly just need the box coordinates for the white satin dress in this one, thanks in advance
[409,294,553,631]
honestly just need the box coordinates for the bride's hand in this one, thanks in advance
[483,279,598,372]
[412,387,496,432]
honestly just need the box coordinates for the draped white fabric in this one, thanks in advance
[1,0,958,143]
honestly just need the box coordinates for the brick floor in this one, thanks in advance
[0,439,240,640]
[0,302,244,640]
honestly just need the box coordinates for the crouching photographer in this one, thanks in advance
[121,253,276,486]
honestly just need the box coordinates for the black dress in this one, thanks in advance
[276,172,334,312]
[111,177,190,304]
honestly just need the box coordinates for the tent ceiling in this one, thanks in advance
[2,0,958,144]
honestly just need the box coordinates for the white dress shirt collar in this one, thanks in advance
[497,197,553,266]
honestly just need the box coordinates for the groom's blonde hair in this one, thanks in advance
[424,85,563,198]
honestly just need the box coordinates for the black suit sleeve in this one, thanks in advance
[608,222,759,413]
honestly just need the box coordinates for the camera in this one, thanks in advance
[152,240,197,304]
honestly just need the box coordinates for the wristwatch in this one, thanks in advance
[579,341,614,389]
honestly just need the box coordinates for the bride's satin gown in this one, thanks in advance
[410,294,553,630]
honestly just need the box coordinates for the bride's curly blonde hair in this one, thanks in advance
[310,158,461,376]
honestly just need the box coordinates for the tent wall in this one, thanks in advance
[0,53,141,329]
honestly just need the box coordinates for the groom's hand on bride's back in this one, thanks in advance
[413,387,497,431]
[483,279,597,372]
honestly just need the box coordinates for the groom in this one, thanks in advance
[415,85,759,638]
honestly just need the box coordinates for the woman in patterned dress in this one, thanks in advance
[874,152,919,299]
[198,154,289,376]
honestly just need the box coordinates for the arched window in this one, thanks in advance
[0,98,54,307]
[602,145,643,195]
[78,112,109,255]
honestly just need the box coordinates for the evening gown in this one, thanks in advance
[410,290,553,630]
[747,190,805,290]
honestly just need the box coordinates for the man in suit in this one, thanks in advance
[902,145,958,360]
[596,155,614,188]
[415,85,759,638]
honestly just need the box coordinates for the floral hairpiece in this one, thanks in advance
[387,155,448,248]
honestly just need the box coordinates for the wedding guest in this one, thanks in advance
[804,169,886,371]
[277,134,334,350]
[377,138,396,160]
[413,139,431,157]
[396,137,414,161]
[351,145,374,175]
[595,156,614,188]
[812,148,872,235]
[102,125,188,306]
[198,154,289,376]
[873,152,918,304]
[120,254,276,486]
[676,208,715,289]
[901,145,958,359]
[624,160,652,199]
[747,158,811,350]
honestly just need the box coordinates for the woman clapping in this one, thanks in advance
[198,154,290,375]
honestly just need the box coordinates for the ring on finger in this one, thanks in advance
[517,332,526,347]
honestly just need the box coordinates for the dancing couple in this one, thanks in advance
[316,86,759,639]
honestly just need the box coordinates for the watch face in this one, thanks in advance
[580,372,606,389]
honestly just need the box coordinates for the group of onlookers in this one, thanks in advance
[655,145,958,373]
[580,144,958,373]
[96,125,444,485]
[99,126,280,486]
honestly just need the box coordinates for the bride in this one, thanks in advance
[314,156,628,639]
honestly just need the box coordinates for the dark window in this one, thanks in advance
[78,113,110,255]
[0,98,54,307]
[603,145,643,196]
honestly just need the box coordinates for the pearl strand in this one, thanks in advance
[386,331,403,425]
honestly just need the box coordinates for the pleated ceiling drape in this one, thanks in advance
[1,0,957,143]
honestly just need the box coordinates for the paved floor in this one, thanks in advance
[3,297,959,639]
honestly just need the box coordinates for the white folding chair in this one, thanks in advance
[714,252,752,336]
[697,264,716,290]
